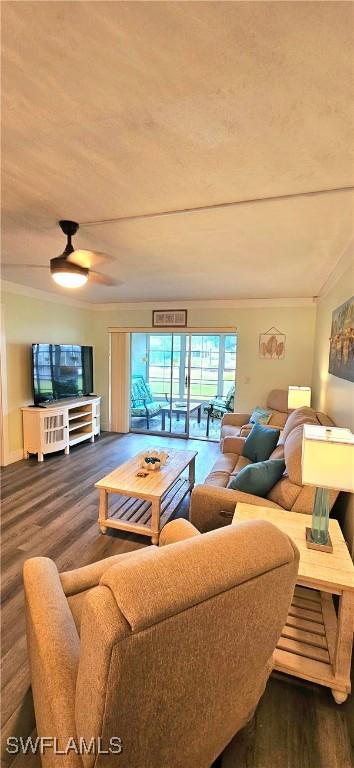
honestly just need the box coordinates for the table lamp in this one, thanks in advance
[301,424,354,552]
[288,386,311,410]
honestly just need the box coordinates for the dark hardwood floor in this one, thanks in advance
[1,432,353,768]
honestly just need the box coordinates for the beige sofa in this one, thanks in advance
[190,406,339,533]
[24,518,299,768]
[220,389,289,451]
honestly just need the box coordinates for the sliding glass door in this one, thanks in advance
[187,334,236,439]
[130,333,187,437]
[130,332,236,440]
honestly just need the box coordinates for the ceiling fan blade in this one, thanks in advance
[67,249,113,269]
[89,270,120,286]
[1,263,47,269]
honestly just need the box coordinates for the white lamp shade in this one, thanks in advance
[288,386,311,409]
[302,424,354,493]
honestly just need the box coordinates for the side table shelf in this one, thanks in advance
[233,503,354,704]
[274,585,353,703]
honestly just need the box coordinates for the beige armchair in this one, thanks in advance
[24,518,299,768]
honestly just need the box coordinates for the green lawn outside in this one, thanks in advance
[149,369,235,400]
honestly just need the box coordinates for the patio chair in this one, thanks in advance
[205,384,235,437]
[130,374,168,429]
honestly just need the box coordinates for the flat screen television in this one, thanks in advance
[32,344,94,404]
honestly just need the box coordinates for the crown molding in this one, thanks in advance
[1,280,316,310]
[0,280,92,309]
[91,297,316,311]
[317,241,354,299]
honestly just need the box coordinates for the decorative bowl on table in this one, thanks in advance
[140,449,169,471]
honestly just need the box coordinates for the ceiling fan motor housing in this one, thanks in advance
[59,220,79,238]
[50,256,88,279]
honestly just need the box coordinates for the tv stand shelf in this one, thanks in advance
[22,397,101,462]
[68,411,92,421]
[69,420,93,432]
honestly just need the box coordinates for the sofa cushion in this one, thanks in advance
[204,472,231,488]
[269,443,285,460]
[267,476,302,510]
[282,406,318,441]
[210,453,242,475]
[284,424,304,485]
[204,454,251,487]
[230,456,252,475]
[291,485,339,514]
[316,411,336,427]
[243,424,280,463]
[268,411,288,429]
[229,459,286,496]
[250,407,272,425]
[266,389,289,413]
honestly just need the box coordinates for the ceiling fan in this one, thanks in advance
[2,220,117,288]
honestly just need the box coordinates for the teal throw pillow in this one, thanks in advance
[242,423,280,463]
[250,407,272,425]
[229,459,285,496]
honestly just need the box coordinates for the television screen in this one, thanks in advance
[32,344,93,404]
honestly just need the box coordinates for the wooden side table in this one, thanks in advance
[233,503,354,703]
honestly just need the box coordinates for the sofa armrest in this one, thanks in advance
[159,518,200,546]
[222,436,246,455]
[23,557,81,760]
[240,425,253,437]
[221,412,251,427]
[190,484,282,533]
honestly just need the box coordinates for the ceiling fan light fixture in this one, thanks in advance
[52,271,88,288]
[50,257,88,288]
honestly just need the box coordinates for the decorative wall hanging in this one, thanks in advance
[328,296,354,383]
[259,327,286,359]
[152,309,187,327]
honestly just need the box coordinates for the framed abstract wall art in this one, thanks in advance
[328,296,354,383]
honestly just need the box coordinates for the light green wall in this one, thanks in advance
[312,258,354,430]
[2,292,93,459]
[4,284,353,554]
[2,290,317,459]
[93,304,317,427]
[311,251,354,555]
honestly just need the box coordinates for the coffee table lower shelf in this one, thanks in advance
[274,585,351,703]
[98,476,191,543]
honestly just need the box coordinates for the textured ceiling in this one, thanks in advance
[1,1,353,302]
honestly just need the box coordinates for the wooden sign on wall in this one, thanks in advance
[152,309,188,328]
[259,327,286,359]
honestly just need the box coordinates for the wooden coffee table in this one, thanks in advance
[95,449,197,544]
[233,503,354,703]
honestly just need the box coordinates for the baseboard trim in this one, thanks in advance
[2,448,24,466]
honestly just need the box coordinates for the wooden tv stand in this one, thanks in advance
[22,396,101,462]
